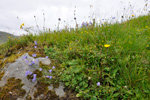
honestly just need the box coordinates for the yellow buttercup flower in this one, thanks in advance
[20,23,24,29]
[104,44,110,48]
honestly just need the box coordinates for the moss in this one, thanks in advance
[0,71,4,81]
[53,82,59,88]
[39,61,50,70]
[4,53,24,64]
[34,81,59,100]
[26,95,32,100]
[0,77,26,100]
[27,69,43,80]
[28,51,45,58]
[0,54,4,59]
[33,69,43,78]
[60,88,81,100]
[42,90,59,100]
[34,81,49,98]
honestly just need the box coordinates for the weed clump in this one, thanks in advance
[0,77,26,100]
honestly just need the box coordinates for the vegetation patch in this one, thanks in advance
[0,71,4,81]
[0,77,26,100]
[33,81,59,100]
[0,14,150,99]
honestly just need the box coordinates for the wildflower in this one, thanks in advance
[81,22,86,27]
[36,59,39,62]
[29,63,32,66]
[23,56,27,59]
[32,74,37,82]
[45,56,48,59]
[132,15,135,17]
[29,71,33,75]
[49,70,52,73]
[26,60,29,63]
[97,82,100,86]
[89,21,92,25]
[52,66,55,69]
[46,75,50,78]
[34,41,37,45]
[39,68,42,71]
[25,70,30,76]
[31,61,35,64]
[70,48,72,50]
[112,17,115,19]
[104,44,110,48]
[32,54,36,57]
[20,23,24,29]
[124,86,128,89]
[49,76,52,79]
[34,46,37,48]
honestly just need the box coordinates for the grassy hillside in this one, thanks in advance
[0,15,150,99]
[0,31,17,45]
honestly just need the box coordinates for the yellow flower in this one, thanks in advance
[21,23,24,26]
[20,23,24,29]
[70,48,72,50]
[104,44,110,48]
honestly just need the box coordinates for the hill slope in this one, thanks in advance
[0,31,16,44]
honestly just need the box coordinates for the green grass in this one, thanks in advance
[0,15,150,100]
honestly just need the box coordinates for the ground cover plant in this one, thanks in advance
[0,14,150,100]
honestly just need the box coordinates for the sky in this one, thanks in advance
[0,0,149,36]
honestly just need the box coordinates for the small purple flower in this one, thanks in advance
[23,56,27,59]
[89,21,92,25]
[32,77,36,82]
[49,76,52,79]
[29,71,33,75]
[36,59,39,62]
[34,41,37,45]
[112,17,115,19]
[52,66,55,69]
[49,70,52,73]
[32,54,36,57]
[32,74,37,82]
[29,63,32,66]
[33,74,36,77]
[97,82,100,86]
[31,61,35,64]
[45,56,48,59]
[39,68,42,71]
[26,60,29,63]
[25,70,30,76]
[81,22,86,27]
[46,75,50,78]
[34,46,37,48]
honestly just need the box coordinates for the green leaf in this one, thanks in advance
[125,90,133,95]
[142,80,150,93]
[76,92,83,97]
[104,67,110,71]
[65,82,70,86]
[113,93,120,97]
